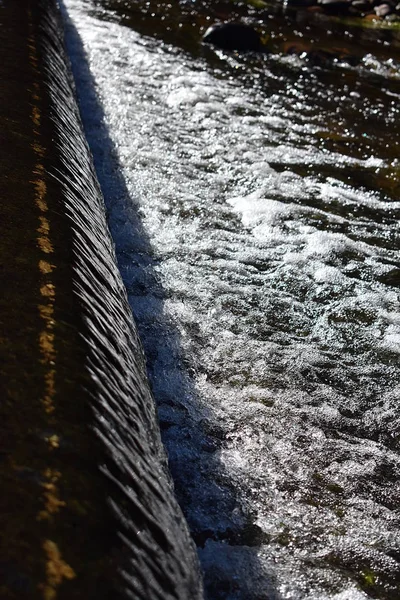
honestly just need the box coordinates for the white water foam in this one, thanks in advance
[63,2,400,597]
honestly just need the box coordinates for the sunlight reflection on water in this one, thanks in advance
[63,1,400,597]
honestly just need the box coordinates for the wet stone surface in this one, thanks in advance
[202,22,265,52]
[304,0,400,19]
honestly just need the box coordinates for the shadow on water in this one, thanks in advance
[60,4,282,599]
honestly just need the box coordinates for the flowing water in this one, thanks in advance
[62,1,400,598]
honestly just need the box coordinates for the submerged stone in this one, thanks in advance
[202,22,264,53]
[317,0,352,14]
[375,2,392,15]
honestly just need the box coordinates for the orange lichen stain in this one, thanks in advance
[38,215,50,235]
[28,25,71,597]
[28,54,37,65]
[34,176,53,255]
[40,540,76,600]
[39,260,55,275]
[36,198,48,213]
[42,369,57,415]
[32,176,47,200]
[46,435,60,450]
[37,236,54,254]
[42,401,56,415]
[40,283,56,300]
[32,142,46,157]
[38,303,54,320]
[27,35,39,69]
[39,331,56,360]
[39,484,65,518]
[32,105,41,127]
[37,470,66,522]
[34,162,45,176]
[44,370,56,393]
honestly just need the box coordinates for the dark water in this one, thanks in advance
[63,0,400,598]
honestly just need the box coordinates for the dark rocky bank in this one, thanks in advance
[289,0,400,21]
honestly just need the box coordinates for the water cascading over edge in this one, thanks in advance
[30,0,203,596]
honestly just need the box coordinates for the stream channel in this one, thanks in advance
[62,1,400,598]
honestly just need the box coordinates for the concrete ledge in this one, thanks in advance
[0,1,203,598]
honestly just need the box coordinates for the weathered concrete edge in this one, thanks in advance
[0,0,203,597]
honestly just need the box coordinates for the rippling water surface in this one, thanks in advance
[63,1,400,597]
